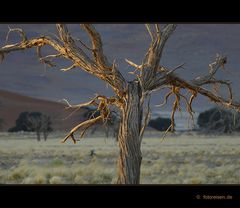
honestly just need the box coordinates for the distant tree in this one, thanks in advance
[26,112,42,141]
[9,112,53,140]
[9,112,29,132]
[233,112,240,131]
[197,107,239,133]
[198,108,220,128]
[149,117,172,131]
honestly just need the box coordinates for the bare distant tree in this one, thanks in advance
[1,24,240,184]
[25,112,52,141]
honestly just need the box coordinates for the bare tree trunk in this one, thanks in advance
[43,132,47,141]
[37,131,40,141]
[117,82,143,184]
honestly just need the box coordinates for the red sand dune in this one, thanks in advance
[0,89,88,132]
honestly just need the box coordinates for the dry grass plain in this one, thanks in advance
[0,131,240,184]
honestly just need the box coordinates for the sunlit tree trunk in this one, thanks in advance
[117,82,143,184]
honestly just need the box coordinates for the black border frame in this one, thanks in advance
[1,4,240,207]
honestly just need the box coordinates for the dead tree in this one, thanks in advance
[1,24,240,184]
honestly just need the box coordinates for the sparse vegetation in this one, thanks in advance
[0,132,240,184]
[1,24,240,184]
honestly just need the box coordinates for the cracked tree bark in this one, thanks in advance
[117,82,143,184]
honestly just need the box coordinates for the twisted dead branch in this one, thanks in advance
[61,94,122,143]
[0,24,126,98]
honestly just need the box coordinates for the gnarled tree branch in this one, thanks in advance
[0,24,127,98]
[61,115,102,143]
[141,24,177,91]
[61,94,123,142]
[152,55,240,132]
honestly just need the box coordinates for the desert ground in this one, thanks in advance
[0,131,240,184]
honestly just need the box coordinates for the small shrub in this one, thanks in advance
[89,173,113,184]
[34,175,47,184]
[74,175,86,184]
[190,177,204,184]
[22,177,35,184]
[49,176,62,184]
[8,167,29,182]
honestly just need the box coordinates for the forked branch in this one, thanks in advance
[61,116,102,143]
[6,26,27,43]
[61,94,122,143]
[154,55,240,133]
[0,24,126,98]
[141,24,177,91]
